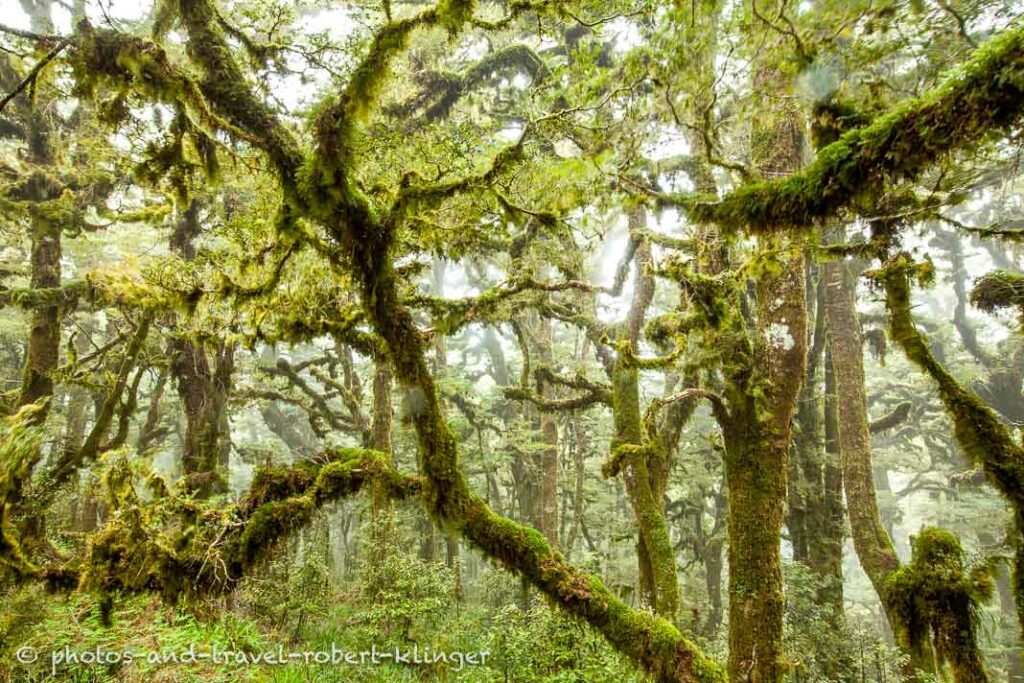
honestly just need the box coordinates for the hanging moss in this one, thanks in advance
[389,43,547,122]
[62,2,726,677]
[684,26,1024,232]
[0,404,47,581]
[63,448,419,614]
[884,527,993,683]
[658,256,738,330]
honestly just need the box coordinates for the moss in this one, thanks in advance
[868,401,911,434]
[0,281,87,310]
[174,0,303,180]
[454,493,724,682]
[55,447,418,618]
[0,405,48,579]
[870,253,1024,634]
[66,2,724,676]
[870,254,1024,503]
[234,496,315,568]
[884,528,993,683]
[685,26,1024,232]
[391,43,546,121]
[970,269,1024,316]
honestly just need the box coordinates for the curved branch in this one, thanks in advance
[409,278,607,333]
[32,449,419,600]
[503,385,612,411]
[869,401,912,434]
[647,387,731,430]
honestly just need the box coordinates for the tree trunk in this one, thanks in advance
[823,257,901,601]
[723,22,810,678]
[16,2,60,422]
[612,208,680,619]
[432,258,462,600]
[822,251,941,676]
[169,199,232,497]
[536,315,560,548]
[814,347,846,612]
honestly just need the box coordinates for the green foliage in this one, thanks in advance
[483,600,645,682]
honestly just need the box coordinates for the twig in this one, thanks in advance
[0,37,72,114]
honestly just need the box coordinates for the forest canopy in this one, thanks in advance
[0,0,1023,682]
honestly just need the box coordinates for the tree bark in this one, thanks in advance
[16,2,60,423]
[612,208,680,619]
[169,199,233,497]
[823,257,901,603]
[723,23,809,679]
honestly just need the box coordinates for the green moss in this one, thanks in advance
[970,269,1024,316]
[234,496,315,568]
[870,253,1024,635]
[684,26,1024,232]
[884,528,993,683]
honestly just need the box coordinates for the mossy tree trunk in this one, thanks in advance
[169,199,233,497]
[535,313,560,548]
[787,264,824,570]
[366,361,395,591]
[720,264,807,681]
[874,254,1024,637]
[15,2,60,425]
[612,207,680,619]
[720,20,809,678]
[675,1,727,638]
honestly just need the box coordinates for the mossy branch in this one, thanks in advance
[29,448,418,604]
[37,313,153,497]
[310,0,475,176]
[174,0,304,182]
[870,254,1024,503]
[683,26,1024,233]
[647,387,731,431]
[869,401,912,434]
[409,278,607,334]
[870,253,1024,631]
[386,137,526,225]
[503,385,612,411]
[388,43,548,122]
[534,366,612,399]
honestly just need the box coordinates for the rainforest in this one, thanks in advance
[0,0,1023,681]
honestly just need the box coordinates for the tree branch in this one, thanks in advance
[684,26,1024,233]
